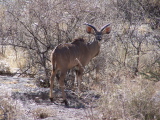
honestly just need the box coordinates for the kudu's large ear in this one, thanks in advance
[84,23,97,34]
[100,24,111,34]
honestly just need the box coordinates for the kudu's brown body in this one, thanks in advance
[49,23,111,106]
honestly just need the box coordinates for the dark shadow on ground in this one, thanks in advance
[11,89,100,109]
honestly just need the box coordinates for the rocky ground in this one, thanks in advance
[0,75,99,120]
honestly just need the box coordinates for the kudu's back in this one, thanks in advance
[51,38,97,71]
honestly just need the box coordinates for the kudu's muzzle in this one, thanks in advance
[95,33,102,41]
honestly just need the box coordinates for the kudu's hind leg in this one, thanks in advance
[59,71,69,106]
[49,70,56,102]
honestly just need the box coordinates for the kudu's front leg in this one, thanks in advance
[75,66,84,92]
[75,58,84,92]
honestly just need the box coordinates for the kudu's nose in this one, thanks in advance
[96,35,102,41]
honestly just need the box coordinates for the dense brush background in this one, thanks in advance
[0,0,160,119]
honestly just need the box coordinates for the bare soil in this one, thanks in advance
[0,75,99,120]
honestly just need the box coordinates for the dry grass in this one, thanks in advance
[92,70,160,120]
[0,85,57,120]
[0,86,28,120]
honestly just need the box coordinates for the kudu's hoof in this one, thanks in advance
[50,98,54,102]
[63,99,69,107]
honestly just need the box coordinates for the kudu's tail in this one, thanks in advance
[51,54,57,71]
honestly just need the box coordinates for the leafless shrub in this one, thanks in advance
[0,0,159,119]
[0,0,112,84]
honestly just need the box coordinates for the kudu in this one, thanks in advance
[49,23,111,106]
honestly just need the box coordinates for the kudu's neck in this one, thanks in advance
[87,40,100,58]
